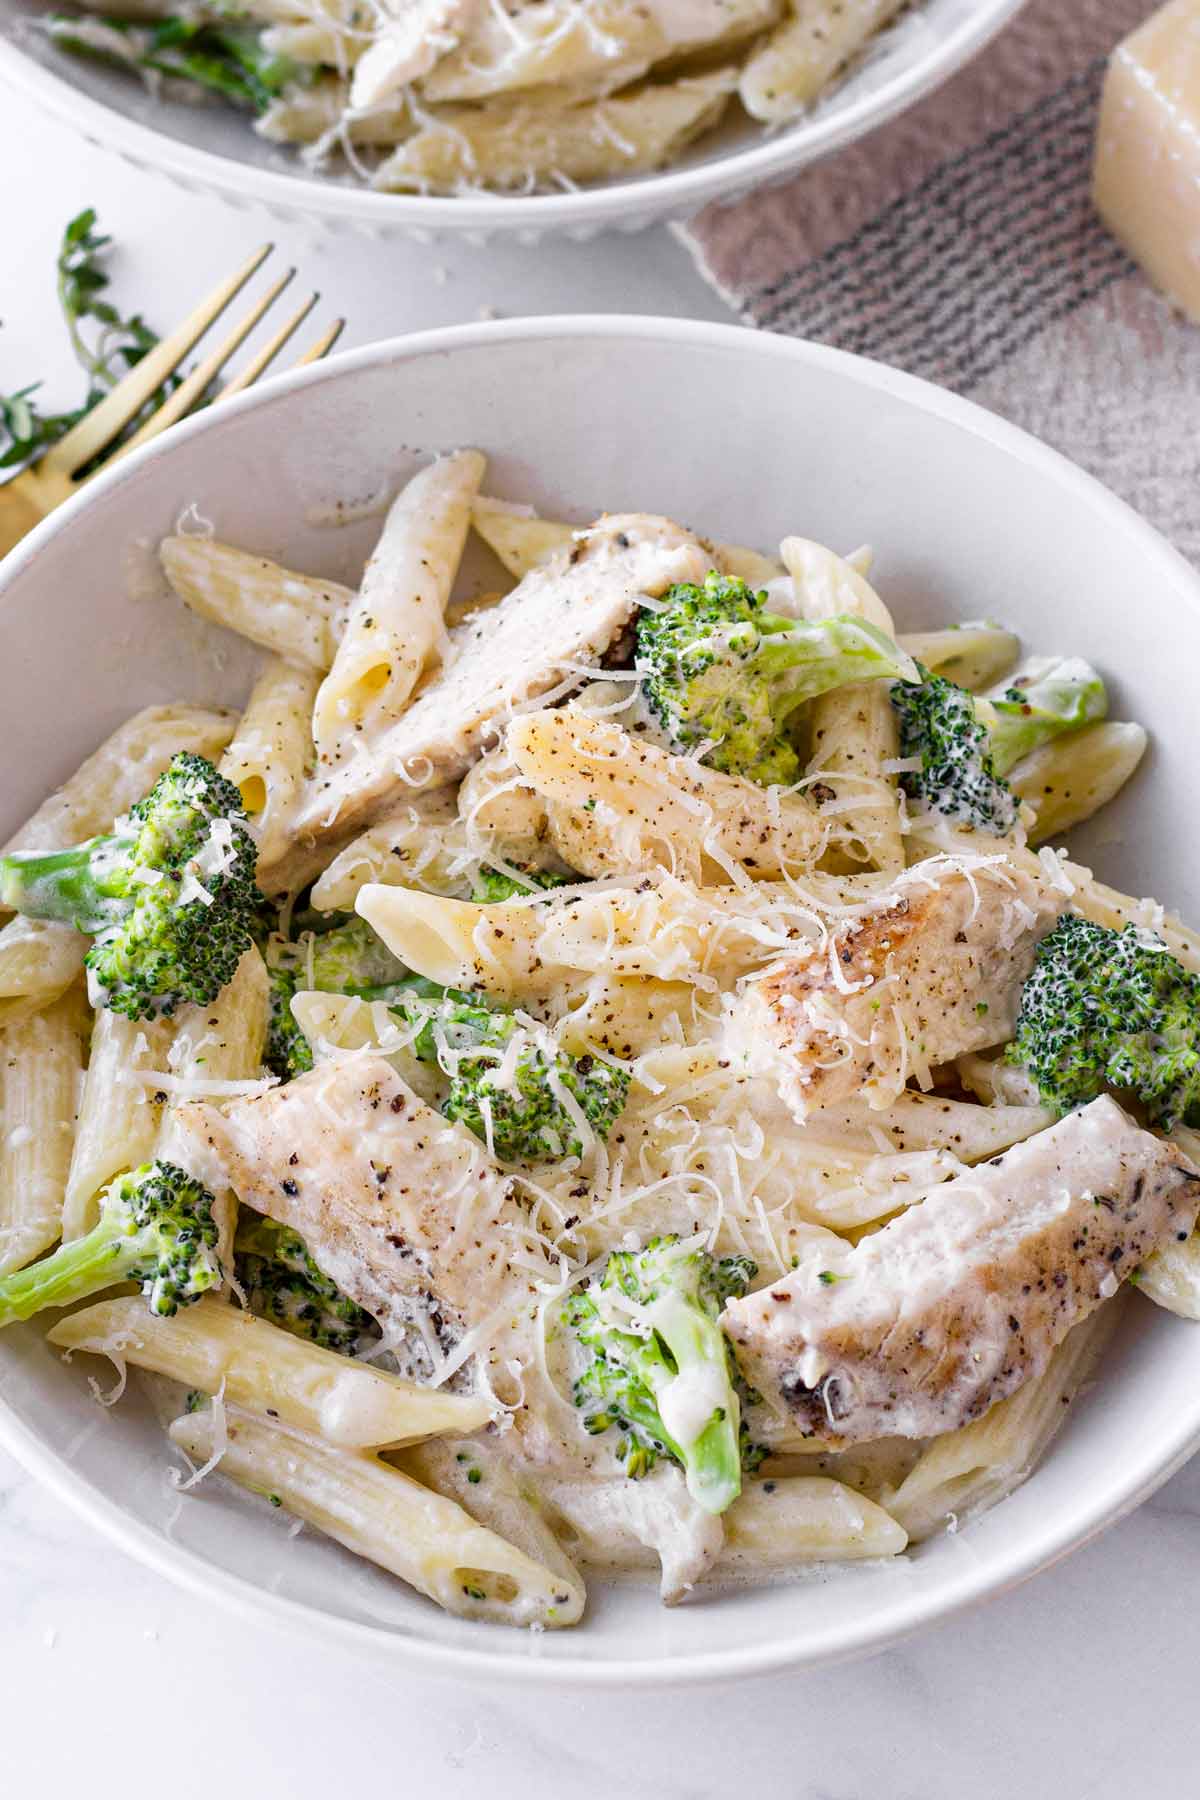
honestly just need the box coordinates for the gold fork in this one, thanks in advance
[0,243,344,560]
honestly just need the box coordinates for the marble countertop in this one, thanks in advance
[3,80,1199,1799]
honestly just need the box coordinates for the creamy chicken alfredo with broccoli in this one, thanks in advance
[2,448,1197,1631]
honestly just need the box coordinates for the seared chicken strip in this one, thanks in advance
[726,853,1069,1112]
[295,513,707,842]
[173,1055,546,1376]
[725,1097,1200,1444]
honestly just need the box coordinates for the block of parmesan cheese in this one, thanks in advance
[1093,0,1200,321]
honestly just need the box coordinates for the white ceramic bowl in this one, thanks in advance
[0,0,1025,240]
[2,316,1198,1686]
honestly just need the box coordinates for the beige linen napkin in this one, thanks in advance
[677,0,1200,564]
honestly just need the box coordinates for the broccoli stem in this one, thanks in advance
[643,1291,742,1513]
[0,838,131,932]
[0,1223,135,1324]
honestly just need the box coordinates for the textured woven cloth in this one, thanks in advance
[677,0,1200,565]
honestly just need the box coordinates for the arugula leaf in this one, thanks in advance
[0,208,179,474]
[47,14,308,114]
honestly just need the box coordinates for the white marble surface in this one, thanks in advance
[3,78,1200,1799]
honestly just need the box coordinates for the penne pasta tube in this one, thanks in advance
[49,1296,493,1448]
[470,498,575,580]
[312,451,485,759]
[720,1475,907,1565]
[220,658,321,873]
[783,535,905,872]
[401,1437,586,1606]
[740,0,907,123]
[1,703,238,857]
[160,536,353,673]
[1134,1126,1200,1318]
[508,709,827,882]
[309,787,466,910]
[0,994,84,1276]
[258,78,414,147]
[62,1011,174,1241]
[1011,721,1148,843]
[810,1091,1056,1160]
[156,947,270,1263]
[0,918,86,1028]
[373,70,736,194]
[886,1311,1112,1543]
[169,1405,585,1628]
[898,625,1021,691]
[421,0,777,100]
[714,542,785,588]
[357,885,548,999]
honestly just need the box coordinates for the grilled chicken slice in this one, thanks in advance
[727,853,1069,1113]
[725,1097,1200,1444]
[296,513,707,841]
[173,1054,546,1378]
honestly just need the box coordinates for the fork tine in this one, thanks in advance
[110,268,297,463]
[218,291,321,399]
[292,319,346,368]
[39,242,273,479]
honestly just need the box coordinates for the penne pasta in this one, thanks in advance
[309,787,471,910]
[63,1011,174,1242]
[169,1404,586,1628]
[740,0,908,123]
[220,658,321,873]
[720,1475,907,1566]
[1135,1126,1200,1318]
[508,708,827,882]
[372,69,736,194]
[49,1295,493,1447]
[0,994,84,1276]
[160,536,353,672]
[258,79,414,147]
[1,703,238,857]
[783,535,905,871]
[886,1311,1112,1542]
[421,0,777,101]
[156,947,270,1263]
[471,497,575,579]
[0,918,86,1028]
[1010,721,1148,843]
[313,451,485,759]
[898,625,1021,692]
[401,1437,587,1605]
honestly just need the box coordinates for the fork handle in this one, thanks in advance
[0,481,50,562]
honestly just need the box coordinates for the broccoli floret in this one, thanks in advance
[264,952,315,1082]
[470,868,572,904]
[0,1161,221,1327]
[892,658,1108,834]
[48,13,307,113]
[262,917,410,1080]
[891,664,1017,833]
[400,990,629,1162]
[234,1214,378,1355]
[0,753,259,1020]
[307,916,410,993]
[636,572,916,787]
[1010,914,1200,1127]
[562,1236,759,1513]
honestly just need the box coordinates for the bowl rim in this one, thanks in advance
[0,0,1026,235]
[2,312,1199,1687]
